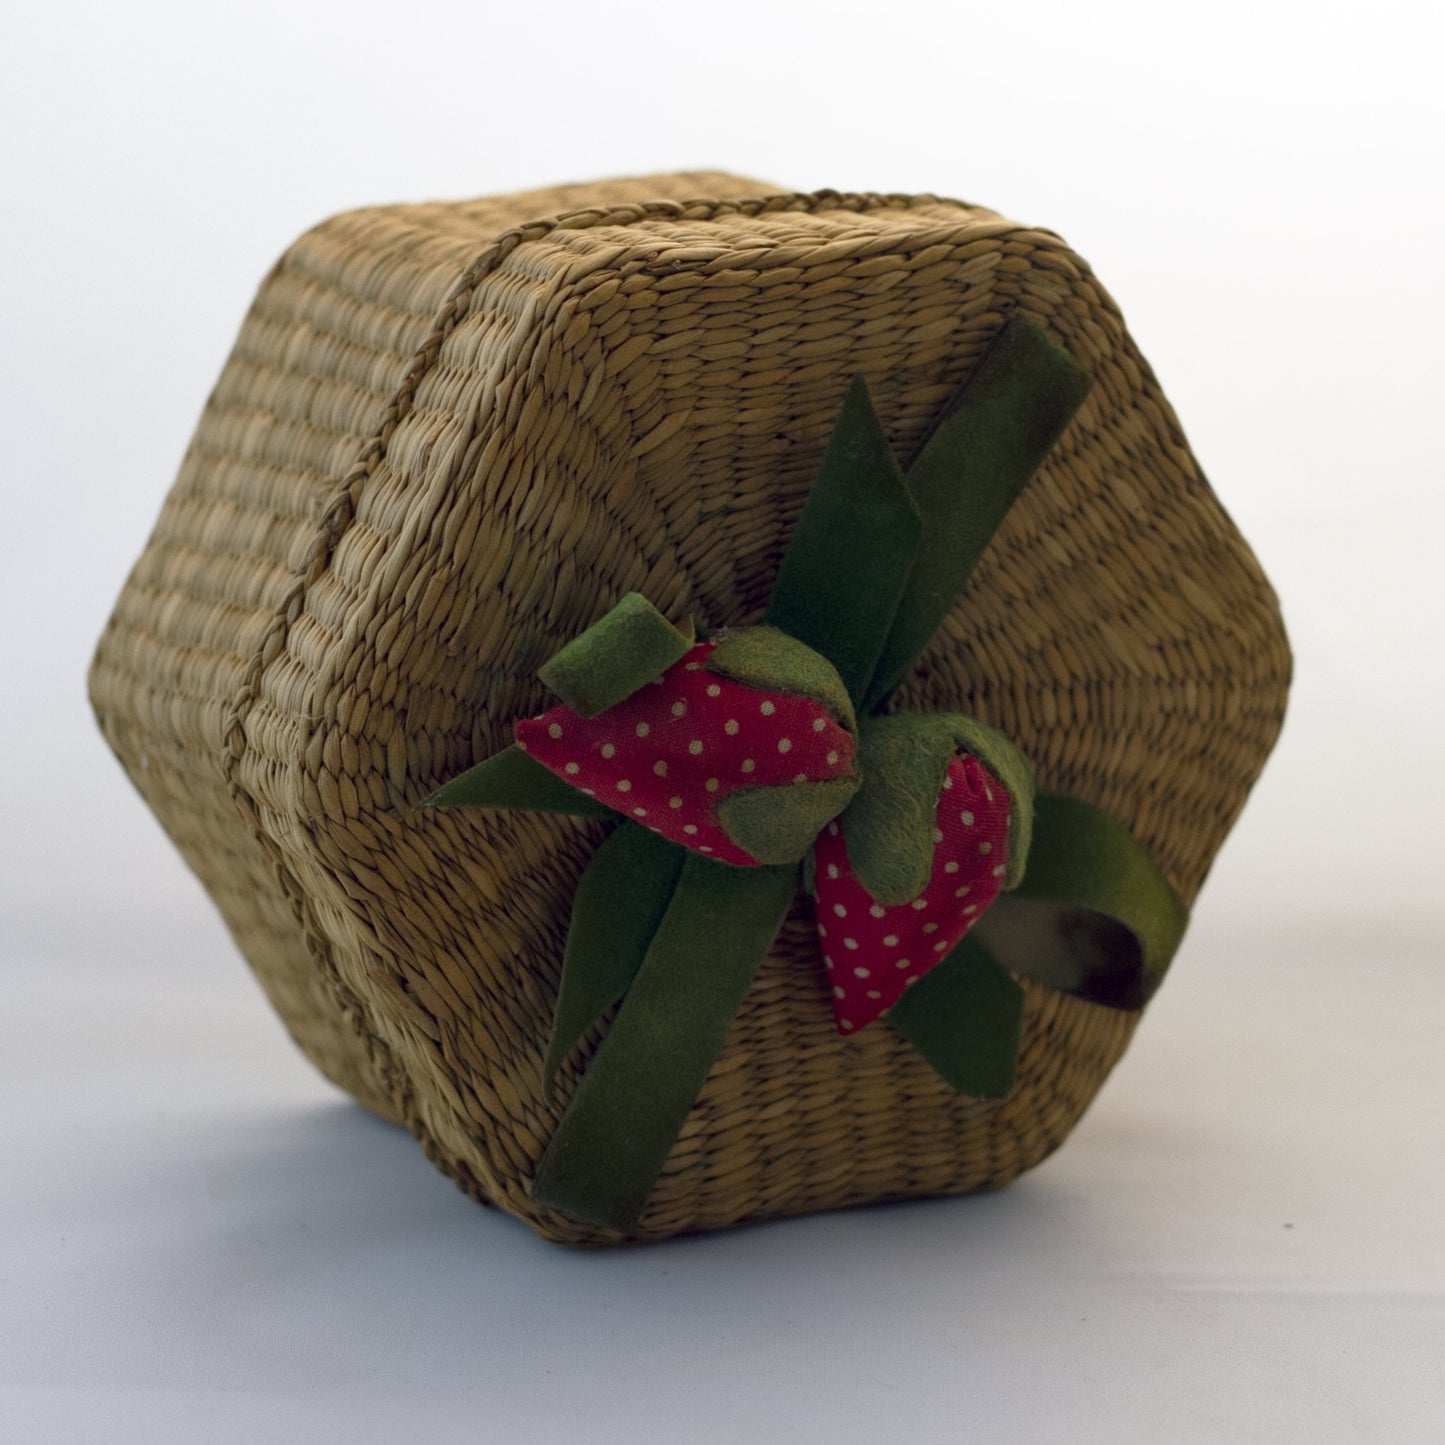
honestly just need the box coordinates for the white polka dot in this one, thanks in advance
[826,864,840,880]
[883,934,899,947]
[895,957,912,970]
[823,954,834,969]
[866,989,881,1001]
[944,861,959,874]
[833,903,847,918]
[688,739,703,756]
[840,1019,855,1031]
[760,700,776,716]
[685,661,702,671]
[942,773,953,790]
[516,738,528,752]
[547,722,563,740]
[616,779,632,793]
[932,827,943,844]
[955,885,971,898]
[705,777,720,793]
[992,864,1007,877]
[818,923,828,938]
[963,904,977,915]
[778,737,792,754]
[843,937,859,950]
[960,810,974,827]
[563,762,580,775]
[633,807,647,817]
[635,722,650,738]
[905,976,920,988]
[922,922,938,935]
[979,841,992,855]
[812,717,826,732]
[853,967,870,979]
[827,821,839,837]
[725,719,740,736]
[600,742,616,760]
[669,796,683,809]
[910,898,928,910]
[699,845,713,853]
[653,760,668,777]
[985,786,995,802]
[579,787,594,795]
[833,985,845,999]
[741,758,755,773]
[869,904,886,919]
[826,750,839,765]
[706,684,721,699]
[683,824,698,835]
[671,700,687,718]
[934,940,948,953]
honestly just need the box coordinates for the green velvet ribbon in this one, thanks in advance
[425,316,1189,1231]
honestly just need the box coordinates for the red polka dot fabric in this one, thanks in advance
[811,752,1012,1033]
[516,640,857,867]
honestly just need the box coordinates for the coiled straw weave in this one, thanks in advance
[90,171,1290,1243]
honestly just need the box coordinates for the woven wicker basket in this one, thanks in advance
[89,170,1290,1244]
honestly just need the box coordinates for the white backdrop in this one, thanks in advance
[3,2,1442,1441]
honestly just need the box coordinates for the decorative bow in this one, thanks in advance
[424,318,1188,1230]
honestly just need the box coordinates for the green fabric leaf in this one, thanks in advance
[716,775,861,866]
[705,627,857,734]
[888,936,1023,1098]
[842,713,1035,905]
[539,593,694,718]
[973,790,1189,1009]
[532,855,798,1230]
[865,318,1093,711]
[543,822,685,1094]
[765,375,921,709]
[420,744,611,817]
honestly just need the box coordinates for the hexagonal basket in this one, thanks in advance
[89,170,1290,1243]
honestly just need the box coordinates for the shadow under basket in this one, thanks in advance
[89,170,1290,1244]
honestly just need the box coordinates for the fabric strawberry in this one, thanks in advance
[812,751,1013,1033]
[517,633,859,866]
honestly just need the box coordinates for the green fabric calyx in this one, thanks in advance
[705,627,857,735]
[539,593,694,718]
[717,776,861,866]
[842,713,1034,905]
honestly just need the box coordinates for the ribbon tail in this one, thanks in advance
[543,823,685,1094]
[973,791,1190,1010]
[420,743,612,817]
[765,375,921,709]
[532,855,798,1230]
[538,593,694,717]
[888,936,1024,1098]
[864,317,1093,711]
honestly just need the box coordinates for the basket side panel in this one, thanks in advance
[88,207,490,1115]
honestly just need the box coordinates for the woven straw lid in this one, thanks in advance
[90,171,1289,1243]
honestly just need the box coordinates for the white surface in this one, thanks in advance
[3,1,1443,1440]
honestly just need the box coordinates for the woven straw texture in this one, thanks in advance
[90,171,1290,1244]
